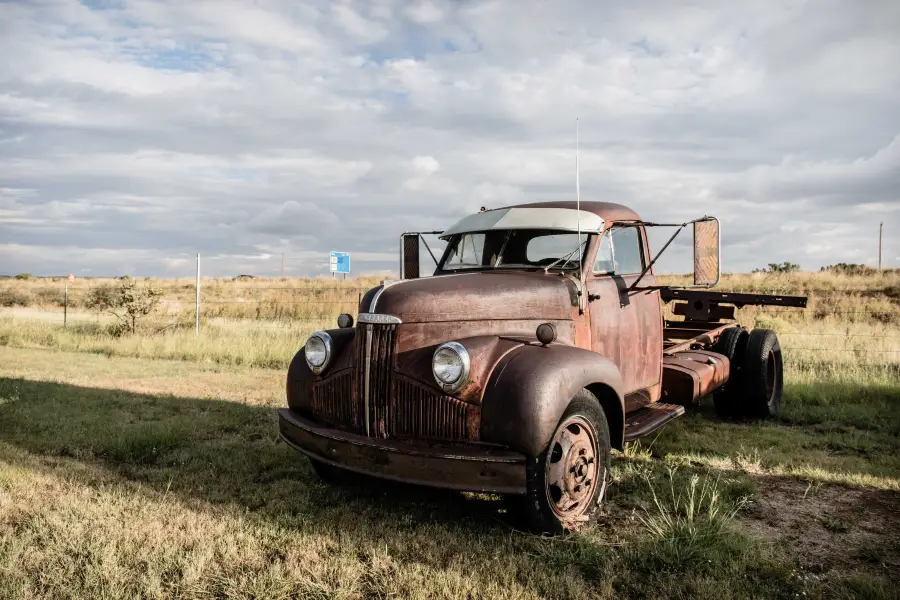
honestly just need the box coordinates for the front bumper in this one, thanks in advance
[278,409,527,494]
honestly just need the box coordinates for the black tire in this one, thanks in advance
[516,389,611,535]
[741,329,783,419]
[711,327,749,417]
[308,458,346,483]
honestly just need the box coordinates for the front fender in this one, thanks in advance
[286,327,356,413]
[480,344,625,456]
[395,334,525,403]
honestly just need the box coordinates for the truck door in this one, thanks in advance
[587,225,663,404]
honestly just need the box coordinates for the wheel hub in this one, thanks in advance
[545,416,601,518]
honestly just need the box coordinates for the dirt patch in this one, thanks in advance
[739,475,900,577]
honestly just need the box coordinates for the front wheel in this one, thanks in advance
[517,390,611,535]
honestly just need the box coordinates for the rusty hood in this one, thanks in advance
[367,271,578,323]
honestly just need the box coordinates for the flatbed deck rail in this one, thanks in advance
[658,288,808,353]
[659,288,809,308]
[658,288,807,323]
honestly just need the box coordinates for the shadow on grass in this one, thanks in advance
[2,376,897,599]
[646,379,900,484]
[2,375,897,525]
[0,377,514,531]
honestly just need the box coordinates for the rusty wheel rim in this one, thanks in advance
[545,415,600,519]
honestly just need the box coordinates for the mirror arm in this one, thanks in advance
[400,231,443,278]
[420,237,439,267]
[628,224,687,292]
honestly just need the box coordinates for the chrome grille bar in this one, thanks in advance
[363,323,372,437]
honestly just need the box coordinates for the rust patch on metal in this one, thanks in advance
[693,218,719,286]
[279,408,525,494]
[393,375,475,442]
[311,371,355,429]
[662,350,729,404]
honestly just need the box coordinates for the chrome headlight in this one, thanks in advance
[304,331,333,374]
[432,342,470,393]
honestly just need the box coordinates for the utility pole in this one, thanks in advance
[195,253,201,337]
[281,252,285,280]
[878,222,883,271]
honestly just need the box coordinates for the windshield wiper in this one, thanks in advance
[543,241,586,273]
[494,231,513,267]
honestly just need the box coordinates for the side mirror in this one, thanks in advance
[401,233,420,279]
[693,217,720,286]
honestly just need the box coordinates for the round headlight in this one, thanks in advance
[304,331,333,374]
[432,342,470,393]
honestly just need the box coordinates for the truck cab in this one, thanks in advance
[279,201,805,533]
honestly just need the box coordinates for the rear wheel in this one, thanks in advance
[711,327,749,417]
[741,329,783,419]
[517,390,611,535]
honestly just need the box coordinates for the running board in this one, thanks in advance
[624,402,686,442]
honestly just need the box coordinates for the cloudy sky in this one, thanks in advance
[1,0,898,278]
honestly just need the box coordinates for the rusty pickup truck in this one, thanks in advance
[279,201,806,533]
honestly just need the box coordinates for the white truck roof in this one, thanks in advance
[440,207,604,239]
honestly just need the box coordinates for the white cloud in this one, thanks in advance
[404,2,444,25]
[0,0,898,277]
[412,155,440,174]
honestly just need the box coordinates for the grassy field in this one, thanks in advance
[0,272,898,599]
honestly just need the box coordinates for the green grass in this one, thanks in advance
[0,269,897,598]
[649,368,900,489]
[0,347,897,599]
[0,317,321,369]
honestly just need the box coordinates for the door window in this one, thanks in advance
[592,227,645,275]
[611,227,644,274]
[593,232,615,273]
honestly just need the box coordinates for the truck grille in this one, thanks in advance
[309,321,475,443]
[311,371,356,428]
[355,322,398,437]
[393,376,472,442]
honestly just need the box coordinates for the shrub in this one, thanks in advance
[33,287,63,306]
[821,263,877,276]
[13,273,33,280]
[753,262,800,274]
[0,289,31,307]
[85,278,162,335]
[84,285,118,313]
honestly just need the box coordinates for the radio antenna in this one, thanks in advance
[576,118,583,288]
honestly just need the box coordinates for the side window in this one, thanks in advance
[593,232,615,273]
[610,227,644,274]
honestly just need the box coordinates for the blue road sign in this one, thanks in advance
[329,251,351,274]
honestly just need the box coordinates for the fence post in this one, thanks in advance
[195,253,201,337]
[64,283,68,328]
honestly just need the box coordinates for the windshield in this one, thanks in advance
[440,229,589,271]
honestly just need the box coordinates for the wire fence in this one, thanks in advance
[1,283,898,361]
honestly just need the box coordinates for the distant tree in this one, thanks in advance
[84,284,117,314]
[820,263,876,276]
[85,277,161,335]
[14,273,33,280]
[752,262,800,274]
